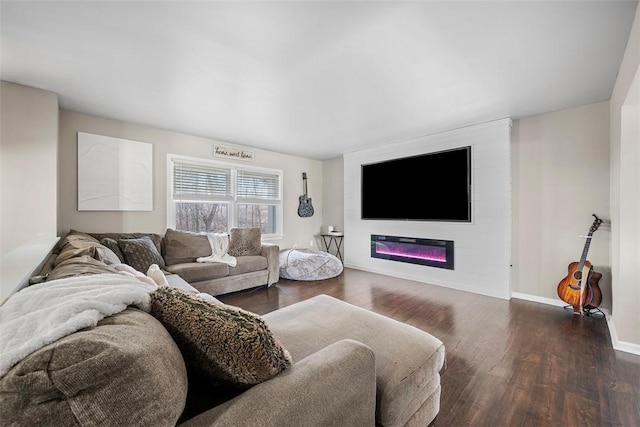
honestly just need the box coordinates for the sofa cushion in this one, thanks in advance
[228,227,262,257]
[55,230,121,266]
[228,255,268,276]
[118,235,166,273]
[0,308,188,426]
[46,255,120,281]
[164,273,200,293]
[163,228,212,265]
[164,262,229,283]
[149,286,292,388]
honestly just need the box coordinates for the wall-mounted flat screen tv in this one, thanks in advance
[361,146,471,222]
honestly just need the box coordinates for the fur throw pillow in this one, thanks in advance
[149,286,291,388]
[228,227,262,257]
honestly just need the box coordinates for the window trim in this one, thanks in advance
[167,154,283,240]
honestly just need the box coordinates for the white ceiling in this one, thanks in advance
[1,1,637,160]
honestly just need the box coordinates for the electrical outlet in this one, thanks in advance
[309,239,314,247]
[293,244,297,249]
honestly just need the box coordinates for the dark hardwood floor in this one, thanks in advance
[218,267,640,427]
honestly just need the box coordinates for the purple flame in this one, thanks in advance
[374,242,447,263]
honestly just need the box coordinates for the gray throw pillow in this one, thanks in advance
[149,286,292,388]
[228,227,262,257]
[118,236,165,273]
[100,237,126,263]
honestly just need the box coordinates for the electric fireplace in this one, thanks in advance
[371,234,454,270]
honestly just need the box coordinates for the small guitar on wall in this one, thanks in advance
[556,214,604,315]
[297,172,314,218]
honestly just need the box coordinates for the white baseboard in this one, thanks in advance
[511,292,640,356]
[510,292,567,308]
[603,312,640,355]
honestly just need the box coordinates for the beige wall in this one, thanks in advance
[609,3,640,350]
[1,81,58,255]
[511,102,611,307]
[0,81,59,302]
[58,111,323,251]
[322,156,344,234]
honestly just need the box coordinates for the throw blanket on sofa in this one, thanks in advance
[0,273,157,378]
[197,232,237,267]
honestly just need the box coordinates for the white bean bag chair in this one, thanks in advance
[279,249,343,281]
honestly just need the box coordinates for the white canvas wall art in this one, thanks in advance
[77,132,153,211]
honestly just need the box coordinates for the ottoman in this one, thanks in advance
[279,248,343,281]
[263,295,445,426]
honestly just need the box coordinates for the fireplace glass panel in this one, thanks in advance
[371,234,454,270]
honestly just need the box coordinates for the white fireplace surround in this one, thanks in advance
[344,119,512,299]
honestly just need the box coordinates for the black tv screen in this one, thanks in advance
[361,146,471,222]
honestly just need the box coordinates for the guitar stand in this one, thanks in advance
[562,305,605,319]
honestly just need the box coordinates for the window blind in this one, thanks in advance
[237,169,281,203]
[172,160,232,201]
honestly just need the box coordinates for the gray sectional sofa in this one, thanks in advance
[0,228,446,426]
[31,228,280,297]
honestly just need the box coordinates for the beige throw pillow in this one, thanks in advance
[46,255,119,282]
[163,228,212,265]
[55,230,121,266]
[149,286,292,388]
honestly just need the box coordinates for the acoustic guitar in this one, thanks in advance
[297,172,314,218]
[556,214,603,315]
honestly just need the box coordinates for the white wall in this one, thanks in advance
[609,3,640,350]
[58,111,323,251]
[344,119,512,299]
[0,81,59,303]
[511,102,611,308]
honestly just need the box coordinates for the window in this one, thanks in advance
[168,155,283,238]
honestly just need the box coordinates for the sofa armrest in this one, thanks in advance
[260,243,279,286]
[178,339,376,427]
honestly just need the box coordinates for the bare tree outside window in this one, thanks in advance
[238,204,276,234]
[175,203,228,233]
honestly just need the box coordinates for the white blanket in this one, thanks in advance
[0,273,157,378]
[197,232,237,267]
